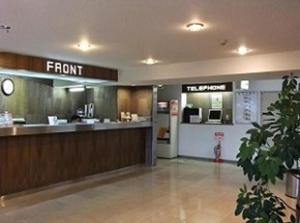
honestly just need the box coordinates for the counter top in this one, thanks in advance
[0,121,152,137]
[180,122,234,126]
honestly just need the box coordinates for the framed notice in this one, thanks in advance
[235,91,258,124]
[170,100,179,116]
[211,93,223,108]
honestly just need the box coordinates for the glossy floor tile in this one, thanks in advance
[0,159,295,222]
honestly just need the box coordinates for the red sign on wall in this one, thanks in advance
[214,132,224,141]
[170,100,178,116]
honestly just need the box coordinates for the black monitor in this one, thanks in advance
[182,107,199,123]
[208,109,222,122]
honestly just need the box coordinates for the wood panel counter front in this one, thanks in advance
[0,123,152,196]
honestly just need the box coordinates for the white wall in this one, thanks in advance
[247,79,282,91]
[179,124,250,161]
[178,78,284,161]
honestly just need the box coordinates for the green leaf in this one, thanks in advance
[257,156,282,183]
[282,150,294,168]
[240,137,248,142]
[236,74,300,223]
[247,128,258,135]
[235,203,244,216]
[263,111,274,116]
[252,122,261,129]
[239,142,255,161]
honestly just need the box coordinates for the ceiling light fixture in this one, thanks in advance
[142,57,159,65]
[186,22,205,32]
[69,86,85,92]
[236,46,252,56]
[77,41,92,51]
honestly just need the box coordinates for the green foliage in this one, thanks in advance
[236,75,300,222]
[235,184,285,223]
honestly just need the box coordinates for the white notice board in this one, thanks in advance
[235,91,258,124]
[211,93,223,109]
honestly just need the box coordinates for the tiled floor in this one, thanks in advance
[0,159,295,222]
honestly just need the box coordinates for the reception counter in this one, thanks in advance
[0,122,152,196]
[0,121,152,137]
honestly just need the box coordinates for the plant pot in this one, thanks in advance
[285,169,300,198]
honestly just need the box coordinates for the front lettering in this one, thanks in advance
[46,61,54,72]
[62,64,69,74]
[45,61,84,76]
[69,64,77,75]
[55,63,62,74]
[77,65,83,76]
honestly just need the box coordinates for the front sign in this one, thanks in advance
[0,52,118,81]
[46,60,83,76]
[182,82,232,93]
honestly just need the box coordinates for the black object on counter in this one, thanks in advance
[182,107,199,123]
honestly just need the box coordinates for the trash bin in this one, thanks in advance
[286,170,300,198]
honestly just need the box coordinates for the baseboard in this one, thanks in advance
[178,155,237,164]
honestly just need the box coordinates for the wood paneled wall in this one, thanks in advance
[117,86,153,119]
[0,128,149,195]
[0,76,117,123]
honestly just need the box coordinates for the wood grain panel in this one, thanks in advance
[117,86,153,118]
[0,76,117,123]
[0,128,149,195]
[0,52,118,81]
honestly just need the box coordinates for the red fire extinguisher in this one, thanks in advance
[214,141,222,162]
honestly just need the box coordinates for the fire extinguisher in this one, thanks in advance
[214,141,222,162]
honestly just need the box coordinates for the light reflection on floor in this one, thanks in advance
[0,158,295,223]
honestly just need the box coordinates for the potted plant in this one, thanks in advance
[235,75,300,222]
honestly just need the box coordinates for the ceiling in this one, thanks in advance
[1,0,300,70]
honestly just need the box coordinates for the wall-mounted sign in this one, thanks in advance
[46,60,83,76]
[211,93,223,108]
[240,80,250,90]
[235,91,258,124]
[0,52,118,81]
[182,82,232,93]
[214,132,224,141]
[170,99,179,116]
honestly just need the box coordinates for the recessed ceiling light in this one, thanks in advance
[186,22,205,32]
[77,41,92,51]
[235,46,252,56]
[142,57,159,65]
[69,86,85,92]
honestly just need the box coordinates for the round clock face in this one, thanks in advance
[1,79,15,96]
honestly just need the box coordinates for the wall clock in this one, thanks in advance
[1,78,15,96]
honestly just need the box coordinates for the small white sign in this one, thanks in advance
[211,93,223,109]
[240,80,249,90]
[48,116,58,125]
[235,91,258,124]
